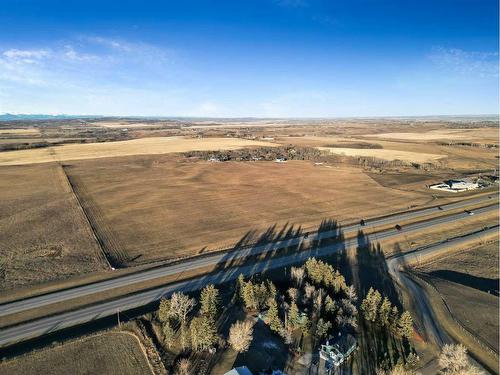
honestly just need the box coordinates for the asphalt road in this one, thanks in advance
[387,226,499,374]
[0,197,497,319]
[387,226,499,346]
[0,203,497,348]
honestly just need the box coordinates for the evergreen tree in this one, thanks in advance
[298,313,311,336]
[266,298,284,334]
[190,315,217,351]
[288,302,299,329]
[162,321,175,348]
[389,305,399,332]
[242,280,257,310]
[237,274,245,298]
[324,295,336,314]
[361,287,382,322]
[200,284,220,319]
[315,318,332,340]
[398,311,414,339]
[378,297,392,327]
[158,297,171,323]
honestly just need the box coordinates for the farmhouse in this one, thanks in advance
[319,333,357,368]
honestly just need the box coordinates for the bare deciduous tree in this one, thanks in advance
[175,358,191,375]
[228,320,254,353]
[287,287,299,302]
[345,284,358,302]
[303,282,315,303]
[170,292,196,325]
[438,344,485,375]
[291,266,305,287]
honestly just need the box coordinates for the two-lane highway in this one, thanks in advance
[0,196,497,318]
[0,203,497,348]
[0,196,497,319]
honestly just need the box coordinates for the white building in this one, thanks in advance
[429,179,479,193]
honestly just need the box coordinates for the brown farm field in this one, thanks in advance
[0,332,153,375]
[63,154,441,266]
[317,146,446,163]
[277,131,499,170]
[416,241,499,352]
[0,163,107,289]
[0,121,497,287]
[0,136,275,166]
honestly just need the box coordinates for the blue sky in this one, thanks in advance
[0,0,498,117]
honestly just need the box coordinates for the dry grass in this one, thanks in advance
[381,210,499,256]
[280,134,498,170]
[91,121,166,128]
[416,241,499,352]
[0,163,107,289]
[418,240,499,279]
[0,332,153,375]
[0,137,276,166]
[0,128,40,136]
[317,146,446,163]
[63,155,436,265]
[364,128,499,143]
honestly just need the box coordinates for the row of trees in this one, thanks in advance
[237,259,359,350]
[159,285,220,351]
[156,258,418,374]
[158,284,256,355]
[360,287,414,339]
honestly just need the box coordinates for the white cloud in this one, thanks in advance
[3,48,51,60]
[84,36,133,52]
[63,45,100,62]
[429,47,499,78]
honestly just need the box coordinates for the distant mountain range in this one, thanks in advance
[1,113,497,122]
[0,114,103,121]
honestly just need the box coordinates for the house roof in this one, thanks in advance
[224,366,253,375]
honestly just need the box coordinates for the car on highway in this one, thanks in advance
[360,219,366,226]
[464,210,474,215]
[395,224,402,231]
[437,206,443,210]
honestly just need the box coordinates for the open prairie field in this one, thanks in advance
[364,128,499,144]
[0,136,276,166]
[0,128,40,136]
[0,163,106,289]
[91,121,169,128]
[63,154,437,266]
[416,241,499,351]
[0,332,152,375]
[279,131,498,170]
[317,146,446,163]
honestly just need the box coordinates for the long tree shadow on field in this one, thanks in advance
[426,270,499,296]
[152,218,416,374]
[165,219,353,374]
[347,231,409,373]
